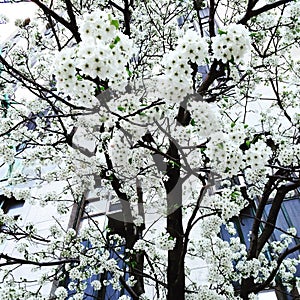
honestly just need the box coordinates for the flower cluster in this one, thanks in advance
[54,286,68,300]
[245,140,272,170]
[206,122,272,179]
[77,10,133,84]
[133,239,147,252]
[206,132,245,177]
[212,24,251,64]
[53,9,134,104]
[157,29,208,102]
[0,280,45,300]
[176,29,209,66]
[203,188,246,221]
[188,100,220,137]
[193,285,226,300]
[0,143,15,164]
[155,232,176,250]
[204,237,241,297]
[277,143,300,166]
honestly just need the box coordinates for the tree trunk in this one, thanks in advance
[165,140,185,300]
[240,277,255,300]
[167,206,185,300]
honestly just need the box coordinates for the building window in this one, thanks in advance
[66,190,131,299]
[66,240,131,300]
[220,185,300,299]
[66,240,101,300]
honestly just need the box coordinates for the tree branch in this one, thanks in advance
[256,180,300,254]
[238,0,293,25]
[0,253,78,267]
[254,243,300,293]
[31,0,81,43]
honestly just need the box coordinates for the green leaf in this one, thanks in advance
[199,147,206,153]
[169,160,180,168]
[245,140,251,147]
[109,36,121,49]
[110,19,119,29]
[230,122,235,128]
[118,106,126,111]
[217,142,224,150]
[131,261,137,268]
[225,167,231,173]
[190,118,196,126]
[218,29,227,35]
[231,191,240,199]
[126,67,132,77]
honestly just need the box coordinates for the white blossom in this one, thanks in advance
[212,24,251,64]
[54,287,68,299]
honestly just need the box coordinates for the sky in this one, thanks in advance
[0,2,37,43]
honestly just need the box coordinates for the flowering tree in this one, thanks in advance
[0,0,300,299]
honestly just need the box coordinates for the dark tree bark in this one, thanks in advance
[167,206,185,300]
[164,140,185,300]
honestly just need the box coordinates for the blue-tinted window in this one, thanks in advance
[104,245,131,300]
[66,241,131,300]
[220,205,254,249]
[67,240,100,300]
[265,197,300,276]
